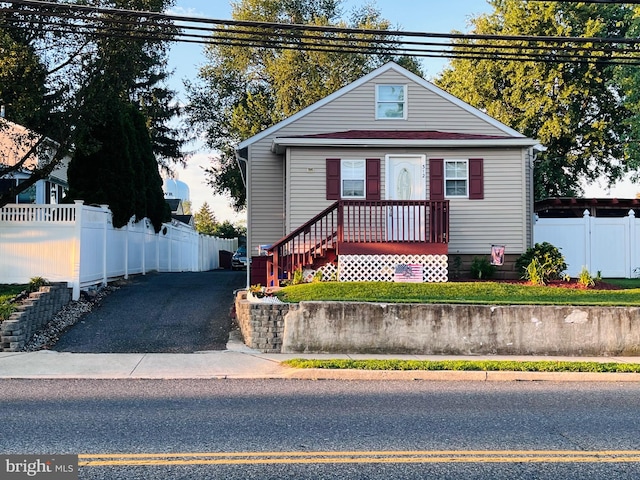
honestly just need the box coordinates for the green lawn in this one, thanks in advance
[283,358,640,373]
[275,280,640,306]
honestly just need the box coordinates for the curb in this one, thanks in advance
[282,368,640,382]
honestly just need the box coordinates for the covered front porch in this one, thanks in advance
[262,200,449,287]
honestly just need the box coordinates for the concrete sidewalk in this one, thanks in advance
[2,335,640,382]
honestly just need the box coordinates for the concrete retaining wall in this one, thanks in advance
[0,284,72,351]
[235,295,640,356]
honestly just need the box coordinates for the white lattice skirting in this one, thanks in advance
[339,254,448,283]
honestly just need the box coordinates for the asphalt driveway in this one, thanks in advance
[54,270,246,353]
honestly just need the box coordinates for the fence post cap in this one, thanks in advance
[582,209,591,217]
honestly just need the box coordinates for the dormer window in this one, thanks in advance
[376,85,407,120]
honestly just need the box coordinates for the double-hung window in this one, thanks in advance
[445,160,468,197]
[376,85,407,119]
[341,160,366,198]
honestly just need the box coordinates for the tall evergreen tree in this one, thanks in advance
[67,100,169,231]
[66,100,136,228]
[193,202,218,236]
[65,0,179,228]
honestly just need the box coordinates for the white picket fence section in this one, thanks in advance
[0,201,238,299]
[534,209,639,278]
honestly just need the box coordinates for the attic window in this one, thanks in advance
[376,85,407,120]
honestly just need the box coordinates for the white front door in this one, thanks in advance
[386,155,426,241]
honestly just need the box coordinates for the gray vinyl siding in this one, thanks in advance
[271,70,509,137]
[434,148,528,255]
[285,146,529,254]
[247,142,285,255]
[286,147,389,231]
[247,68,530,254]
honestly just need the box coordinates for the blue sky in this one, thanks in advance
[165,0,637,220]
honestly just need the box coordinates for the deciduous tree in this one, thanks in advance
[186,0,423,210]
[436,0,635,199]
[0,0,185,208]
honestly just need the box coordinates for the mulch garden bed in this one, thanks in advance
[454,278,623,290]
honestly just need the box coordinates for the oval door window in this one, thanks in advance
[396,168,412,200]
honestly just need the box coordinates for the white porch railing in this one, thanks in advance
[0,201,238,299]
[534,209,639,278]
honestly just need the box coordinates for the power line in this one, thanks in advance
[2,0,640,65]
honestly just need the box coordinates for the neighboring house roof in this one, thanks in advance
[271,129,538,154]
[238,62,530,151]
[166,198,182,213]
[0,120,40,169]
[172,214,194,227]
[0,119,68,183]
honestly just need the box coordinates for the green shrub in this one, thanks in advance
[524,258,544,285]
[578,266,595,288]
[469,256,496,279]
[28,276,49,292]
[516,242,567,280]
[450,255,462,280]
[0,303,15,321]
[292,268,304,285]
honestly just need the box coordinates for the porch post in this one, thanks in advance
[337,201,344,243]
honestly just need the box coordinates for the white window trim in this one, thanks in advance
[444,159,469,198]
[340,159,366,199]
[375,84,407,120]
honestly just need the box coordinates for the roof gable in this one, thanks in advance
[238,62,526,150]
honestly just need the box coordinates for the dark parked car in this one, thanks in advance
[231,245,247,270]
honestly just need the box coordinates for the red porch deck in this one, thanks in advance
[264,200,449,287]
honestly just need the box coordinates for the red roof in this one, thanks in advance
[285,130,511,141]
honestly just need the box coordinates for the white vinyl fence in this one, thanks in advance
[534,209,639,278]
[0,201,238,299]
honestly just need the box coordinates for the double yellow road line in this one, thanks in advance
[78,450,640,467]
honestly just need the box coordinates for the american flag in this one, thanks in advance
[394,264,423,283]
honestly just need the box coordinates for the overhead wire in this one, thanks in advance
[2,0,640,65]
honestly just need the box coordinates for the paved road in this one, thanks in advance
[53,270,246,353]
[2,379,640,479]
